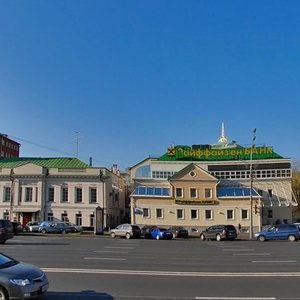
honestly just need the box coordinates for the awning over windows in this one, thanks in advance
[217,187,260,198]
[131,186,170,197]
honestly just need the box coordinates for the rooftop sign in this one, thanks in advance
[159,145,282,161]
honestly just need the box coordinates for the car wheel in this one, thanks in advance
[61,230,66,234]
[0,285,9,300]
[216,234,222,241]
[200,234,205,241]
[258,235,266,242]
[156,235,160,240]
[125,233,131,239]
[111,232,116,238]
[41,229,46,234]
[288,235,296,242]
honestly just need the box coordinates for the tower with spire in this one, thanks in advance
[211,122,239,149]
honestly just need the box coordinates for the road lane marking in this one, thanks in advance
[222,249,255,251]
[104,246,134,249]
[84,257,126,261]
[252,260,297,263]
[42,268,300,277]
[94,250,129,254]
[196,298,276,300]
[232,253,270,256]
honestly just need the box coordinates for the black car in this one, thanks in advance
[0,219,14,244]
[168,226,189,239]
[200,225,237,241]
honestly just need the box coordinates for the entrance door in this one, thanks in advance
[22,213,32,226]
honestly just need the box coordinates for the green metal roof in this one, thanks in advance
[0,157,90,169]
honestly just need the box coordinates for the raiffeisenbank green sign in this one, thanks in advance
[159,145,282,161]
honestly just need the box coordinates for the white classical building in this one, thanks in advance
[0,157,126,230]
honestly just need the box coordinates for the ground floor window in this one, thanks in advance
[227,209,234,220]
[177,209,184,219]
[90,214,94,227]
[47,212,53,222]
[205,209,213,220]
[143,208,150,218]
[241,209,249,220]
[61,213,68,222]
[76,213,82,226]
[191,209,198,220]
[156,208,163,219]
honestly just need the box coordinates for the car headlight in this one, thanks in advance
[10,279,30,286]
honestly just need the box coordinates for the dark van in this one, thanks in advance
[0,219,14,244]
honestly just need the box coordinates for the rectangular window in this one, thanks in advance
[268,210,273,218]
[177,209,184,219]
[241,209,249,220]
[48,187,54,202]
[191,209,198,220]
[76,213,82,226]
[190,188,197,198]
[90,188,97,203]
[62,187,68,202]
[90,214,94,227]
[176,188,183,198]
[47,213,53,222]
[25,187,33,202]
[4,187,11,202]
[205,210,212,220]
[156,208,163,219]
[61,213,68,222]
[204,188,212,198]
[3,212,9,220]
[227,210,234,220]
[143,208,150,218]
[75,188,83,203]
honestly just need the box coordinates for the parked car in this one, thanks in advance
[24,221,40,232]
[200,225,237,241]
[150,227,173,240]
[0,252,49,299]
[168,226,189,239]
[65,222,83,232]
[38,222,76,234]
[0,219,14,244]
[110,224,141,239]
[141,225,157,239]
[11,222,24,235]
[254,224,300,242]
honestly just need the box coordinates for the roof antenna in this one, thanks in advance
[75,131,80,158]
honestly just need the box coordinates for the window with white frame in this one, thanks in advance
[156,208,163,219]
[4,187,10,202]
[90,188,97,203]
[3,212,9,220]
[62,187,68,202]
[241,209,249,220]
[61,213,68,222]
[48,187,54,202]
[76,213,82,226]
[176,188,183,198]
[25,187,33,202]
[191,209,198,220]
[204,188,212,198]
[143,208,150,218]
[190,188,197,198]
[227,209,234,220]
[90,213,94,227]
[75,187,83,203]
[177,209,184,219]
[47,213,53,222]
[205,209,213,220]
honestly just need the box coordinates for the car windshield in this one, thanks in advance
[0,253,18,269]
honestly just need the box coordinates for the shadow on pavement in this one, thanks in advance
[41,290,114,299]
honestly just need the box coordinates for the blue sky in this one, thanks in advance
[1,1,299,170]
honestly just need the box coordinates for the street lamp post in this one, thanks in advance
[249,128,256,239]
[9,169,14,221]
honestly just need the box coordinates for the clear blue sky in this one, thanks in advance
[1,1,299,170]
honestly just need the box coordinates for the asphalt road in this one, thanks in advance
[2,234,300,300]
